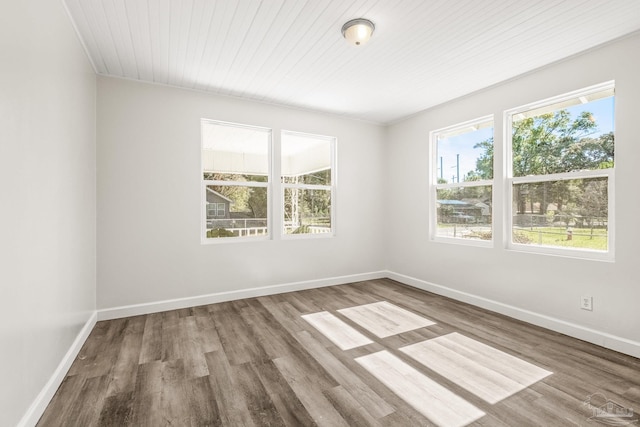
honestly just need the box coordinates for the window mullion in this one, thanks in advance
[283,183,331,191]
[511,168,612,184]
[435,180,493,190]
[203,180,270,188]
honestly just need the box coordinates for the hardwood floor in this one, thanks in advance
[38,279,640,426]
[301,311,374,350]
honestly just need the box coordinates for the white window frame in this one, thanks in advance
[281,130,336,239]
[201,119,272,244]
[429,115,494,247]
[504,81,615,261]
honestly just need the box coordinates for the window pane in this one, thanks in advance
[282,132,332,185]
[436,186,492,240]
[202,121,270,182]
[205,185,267,238]
[512,90,614,177]
[436,120,493,183]
[512,178,608,251]
[283,188,331,235]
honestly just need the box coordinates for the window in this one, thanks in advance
[201,120,271,240]
[506,82,614,258]
[281,131,336,236]
[430,116,494,244]
[207,203,226,217]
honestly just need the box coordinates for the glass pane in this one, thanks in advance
[205,185,268,238]
[282,132,332,185]
[436,186,492,240]
[283,188,331,235]
[436,120,493,183]
[512,90,614,177]
[512,178,608,251]
[202,121,270,182]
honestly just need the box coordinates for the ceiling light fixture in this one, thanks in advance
[341,18,375,46]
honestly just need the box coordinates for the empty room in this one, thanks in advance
[3,0,640,426]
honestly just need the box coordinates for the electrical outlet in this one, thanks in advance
[581,296,593,311]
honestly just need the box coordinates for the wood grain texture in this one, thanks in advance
[37,279,640,426]
[400,332,552,404]
[356,350,486,427]
[338,300,436,338]
[302,311,374,350]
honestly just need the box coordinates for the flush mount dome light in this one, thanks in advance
[341,18,375,46]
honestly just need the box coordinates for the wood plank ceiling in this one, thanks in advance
[63,0,640,124]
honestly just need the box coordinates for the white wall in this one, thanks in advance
[386,33,640,350]
[2,4,637,422]
[97,77,386,310]
[0,1,96,426]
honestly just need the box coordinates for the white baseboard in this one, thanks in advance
[98,269,640,358]
[385,270,640,359]
[98,271,387,321]
[18,311,98,427]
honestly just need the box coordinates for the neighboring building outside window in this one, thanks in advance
[505,81,615,259]
[201,120,271,240]
[281,130,336,237]
[430,116,494,245]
